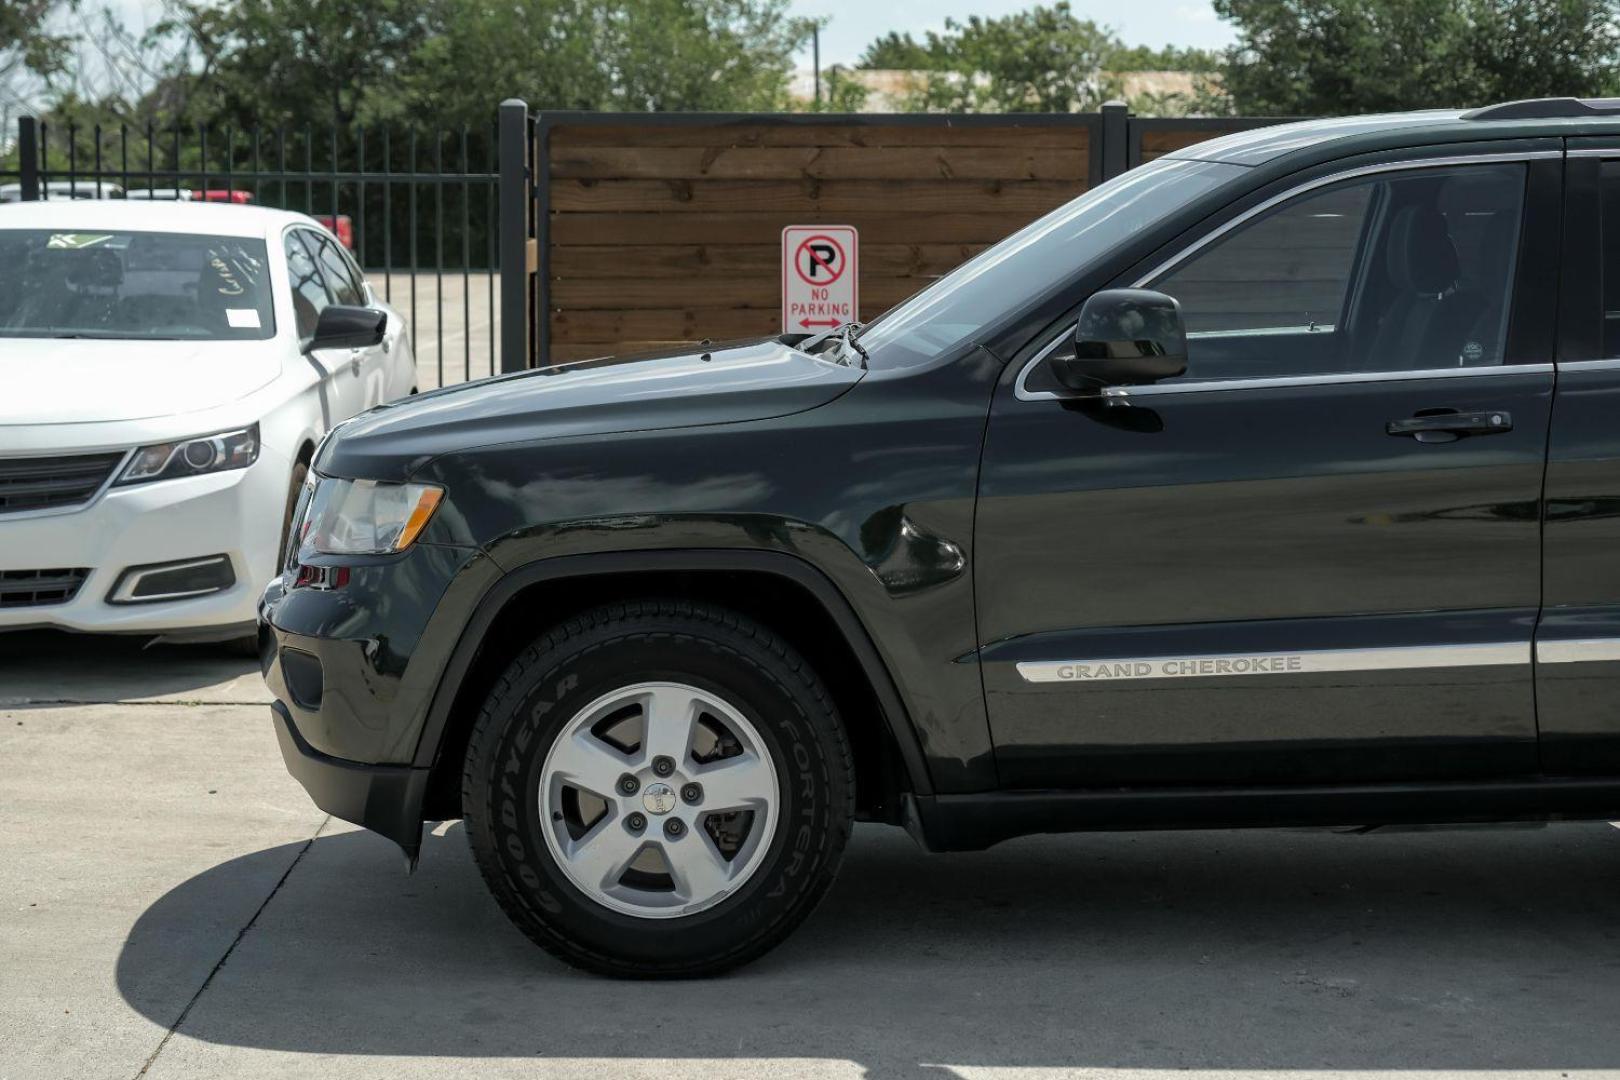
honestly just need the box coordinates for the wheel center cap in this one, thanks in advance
[642,783,677,815]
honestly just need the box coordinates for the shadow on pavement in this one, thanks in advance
[0,629,260,706]
[116,819,1620,1075]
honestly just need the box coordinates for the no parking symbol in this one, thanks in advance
[782,225,858,334]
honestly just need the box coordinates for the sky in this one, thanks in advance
[105,0,1237,68]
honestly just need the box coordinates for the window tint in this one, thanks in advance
[1157,184,1370,335]
[308,231,363,307]
[284,231,332,341]
[1151,162,1525,381]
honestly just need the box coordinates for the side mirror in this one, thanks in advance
[308,305,385,352]
[1049,288,1188,393]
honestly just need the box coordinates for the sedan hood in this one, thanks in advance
[0,338,282,425]
[320,338,863,480]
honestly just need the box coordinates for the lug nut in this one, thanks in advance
[625,812,647,833]
[664,818,686,839]
[651,755,676,777]
[617,774,639,795]
[680,782,702,804]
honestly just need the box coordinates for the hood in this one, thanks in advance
[0,337,282,425]
[320,338,863,480]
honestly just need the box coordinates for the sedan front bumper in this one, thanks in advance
[0,447,290,636]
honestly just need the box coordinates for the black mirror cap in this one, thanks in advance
[1052,288,1188,392]
[308,305,386,352]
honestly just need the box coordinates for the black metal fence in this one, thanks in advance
[2,116,503,388]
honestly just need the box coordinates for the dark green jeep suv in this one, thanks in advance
[264,98,1620,975]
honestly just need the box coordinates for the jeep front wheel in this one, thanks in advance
[460,600,854,977]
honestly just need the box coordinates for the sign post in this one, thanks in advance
[782,225,858,334]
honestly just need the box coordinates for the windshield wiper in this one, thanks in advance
[800,320,867,369]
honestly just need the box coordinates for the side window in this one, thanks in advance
[284,231,332,342]
[1151,162,1525,381]
[1160,182,1371,337]
[309,231,364,307]
[337,243,369,303]
[1601,162,1620,357]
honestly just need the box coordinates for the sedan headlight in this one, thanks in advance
[298,477,444,555]
[117,424,259,485]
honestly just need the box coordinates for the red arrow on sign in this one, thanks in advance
[799,318,840,329]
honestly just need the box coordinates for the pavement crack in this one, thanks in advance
[132,813,331,1079]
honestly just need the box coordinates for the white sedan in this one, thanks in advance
[0,202,416,643]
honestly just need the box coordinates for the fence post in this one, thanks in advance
[18,117,40,201]
[1099,100,1129,182]
[497,99,530,373]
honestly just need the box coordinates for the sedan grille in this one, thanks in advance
[0,568,90,608]
[0,452,124,514]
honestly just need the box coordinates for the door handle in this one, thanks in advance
[349,349,362,375]
[1387,410,1512,443]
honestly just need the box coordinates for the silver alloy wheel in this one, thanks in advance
[538,681,780,919]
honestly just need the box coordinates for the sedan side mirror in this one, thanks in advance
[1049,288,1188,393]
[308,305,386,352]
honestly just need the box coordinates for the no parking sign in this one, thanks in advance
[782,225,858,334]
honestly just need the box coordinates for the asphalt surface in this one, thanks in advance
[4,629,1620,1079]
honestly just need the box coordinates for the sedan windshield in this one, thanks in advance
[0,229,274,341]
[855,157,1246,368]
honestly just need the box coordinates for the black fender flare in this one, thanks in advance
[409,548,936,798]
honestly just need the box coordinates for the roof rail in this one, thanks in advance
[1462,97,1620,121]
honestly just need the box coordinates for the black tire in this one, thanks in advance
[461,599,854,978]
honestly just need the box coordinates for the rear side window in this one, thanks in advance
[1150,162,1526,381]
[0,229,274,341]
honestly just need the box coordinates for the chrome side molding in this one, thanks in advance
[1016,642,1529,683]
[1536,639,1620,665]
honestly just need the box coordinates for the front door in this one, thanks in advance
[975,150,1560,789]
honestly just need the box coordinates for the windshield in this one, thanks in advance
[0,229,274,341]
[855,157,1245,368]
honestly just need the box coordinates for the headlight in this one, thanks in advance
[298,477,444,555]
[117,424,259,485]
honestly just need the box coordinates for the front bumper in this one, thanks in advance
[260,538,498,859]
[0,450,288,635]
[272,699,430,864]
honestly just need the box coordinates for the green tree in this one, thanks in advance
[812,65,871,113]
[856,3,1125,112]
[163,0,432,129]
[1108,43,1223,72]
[1216,0,1620,114]
[2,0,75,79]
[857,31,943,70]
[400,0,810,123]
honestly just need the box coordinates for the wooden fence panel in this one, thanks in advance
[541,116,1094,360]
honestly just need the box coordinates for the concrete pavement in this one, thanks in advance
[375,271,500,390]
[4,630,1620,1079]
